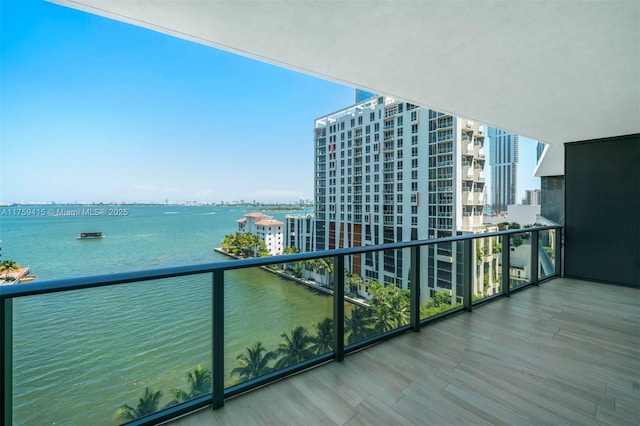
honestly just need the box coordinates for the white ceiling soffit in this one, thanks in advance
[51,1,639,148]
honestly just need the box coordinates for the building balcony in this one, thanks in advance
[2,226,638,426]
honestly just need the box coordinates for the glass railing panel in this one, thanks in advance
[344,249,411,345]
[225,263,332,387]
[344,248,412,347]
[472,235,502,303]
[344,253,375,346]
[12,274,212,425]
[420,242,463,320]
[509,232,532,289]
[538,229,556,279]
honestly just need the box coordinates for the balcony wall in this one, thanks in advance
[564,134,639,287]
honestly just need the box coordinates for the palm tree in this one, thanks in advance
[274,326,314,368]
[114,387,162,423]
[282,246,299,271]
[350,274,364,294]
[389,294,410,328]
[1,260,20,281]
[372,305,396,333]
[310,317,333,355]
[316,257,334,287]
[283,246,299,254]
[168,365,212,404]
[230,342,277,382]
[345,307,375,344]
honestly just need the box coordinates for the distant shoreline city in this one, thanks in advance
[0,201,315,208]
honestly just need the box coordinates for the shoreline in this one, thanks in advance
[0,267,33,285]
[214,248,369,308]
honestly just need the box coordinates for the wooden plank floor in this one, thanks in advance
[167,278,640,425]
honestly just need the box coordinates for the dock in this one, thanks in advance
[0,267,34,284]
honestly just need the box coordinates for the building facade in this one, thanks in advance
[284,213,315,252]
[524,189,541,206]
[313,95,492,302]
[487,127,519,213]
[236,212,284,256]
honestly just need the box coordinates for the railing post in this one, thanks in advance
[1,297,12,426]
[463,239,473,311]
[531,230,539,285]
[501,234,510,297]
[555,227,563,277]
[410,246,421,331]
[332,255,345,362]
[212,270,224,409]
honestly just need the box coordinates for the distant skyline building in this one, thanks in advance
[536,142,546,163]
[487,127,519,213]
[312,94,497,302]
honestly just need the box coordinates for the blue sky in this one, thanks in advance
[1,0,538,204]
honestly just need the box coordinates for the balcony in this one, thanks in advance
[2,227,639,426]
[170,276,638,426]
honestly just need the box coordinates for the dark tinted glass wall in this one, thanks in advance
[564,134,639,287]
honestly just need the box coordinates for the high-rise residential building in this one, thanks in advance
[487,128,519,213]
[313,95,494,301]
[524,189,541,206]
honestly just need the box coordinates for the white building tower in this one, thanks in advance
[313,95,493,302]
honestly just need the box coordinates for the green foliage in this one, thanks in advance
[230,342,277,381]
[426,290,451,308]
[310,318,333,355]
[274,326,314,368]
[420,290,462,318]
[303,258,334,286]
[221,232,268,257]
[166,365,212,406]
[512,236,523,247]
[366,281,410,331]
[114,366,212,422]
[114,387,163,423]
[345,306,376,344]
[1,259,20,279]
[292,262,303,278]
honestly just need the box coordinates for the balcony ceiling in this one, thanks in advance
[52,1,639,174]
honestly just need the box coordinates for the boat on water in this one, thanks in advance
[77,232,105,239]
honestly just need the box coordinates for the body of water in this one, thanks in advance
[1,205,334,425]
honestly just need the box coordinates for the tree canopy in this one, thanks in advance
[222,232,268,257]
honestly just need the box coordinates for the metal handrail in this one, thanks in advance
[0,226,559,299]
